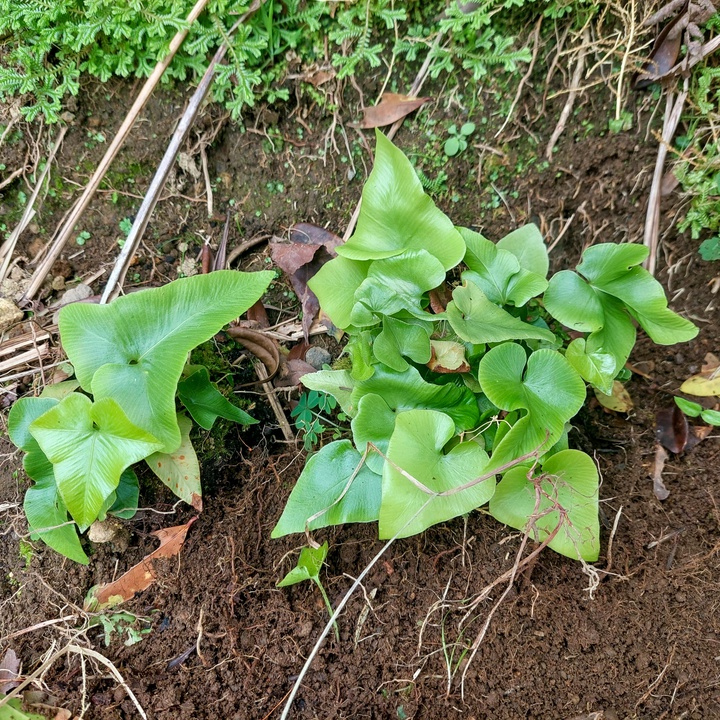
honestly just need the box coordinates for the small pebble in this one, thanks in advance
[306,346,332,370]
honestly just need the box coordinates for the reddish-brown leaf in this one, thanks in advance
[352,93,431,129]
[270,223,343,340]
[633,2,688,89]
[655,404,689,453]
[85,518,197,609]
[246,298,270,328]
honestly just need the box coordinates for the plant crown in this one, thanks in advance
[8,270,273,563]
[272,131,698,562]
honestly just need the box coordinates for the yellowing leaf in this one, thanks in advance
[594,381,633,412]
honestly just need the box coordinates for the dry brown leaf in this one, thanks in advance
[352,93,431,129]
[656,404,689,453]
[270,223,343,340]
[85,518,197,610]
[633,2,688,89]
[0,648,20,693]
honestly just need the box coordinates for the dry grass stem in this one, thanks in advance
[21,0,213,302]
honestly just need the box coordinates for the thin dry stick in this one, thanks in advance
[342,31,446,241]
[545,26,591,161]
[615,0,636,123]
[101,1,263,302]
[0,126,68,283]
[547,200,587,253]
[643,79,688,276]
[0,615,79,643]
[255,362,294,442]
[21,0,212,302]
[495,16,543,138]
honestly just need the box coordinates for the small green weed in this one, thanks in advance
[444,122,475,157]
[291,390,347,451]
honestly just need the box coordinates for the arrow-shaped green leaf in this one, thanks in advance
[379,409,494,538]
[59,270,273,452]
[29,393,162,530]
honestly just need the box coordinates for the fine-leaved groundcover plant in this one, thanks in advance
[8,270,273,563]
[272,131,699,563]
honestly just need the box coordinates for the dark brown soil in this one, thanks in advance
[2,43,720,720]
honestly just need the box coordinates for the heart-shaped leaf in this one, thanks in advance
[447,277,556,344]
[496,223,549,278]
[379,409,494,538]
[337,131,465,270]
[349,364,480,431]
[272,440,382,537]
[374,316,431,372]
[545,244,697,348]
[8,397,88,563]
[478,342,586,469]
[177,365,256,430]
[59,270,273,452]
[489,449,599,561]
[29,393,162,530]
[146,414,202,511]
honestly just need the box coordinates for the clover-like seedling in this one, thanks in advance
[277,542,339,640]
[674,397,720,426]
[444,122,475,157]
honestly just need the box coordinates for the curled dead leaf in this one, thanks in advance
[84,518,197,610]
[227,326,280,380]
[427,340,470,374]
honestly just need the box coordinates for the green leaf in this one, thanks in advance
[59,270,273,452]
[350,364,480,431]
[460,227,548,306]
[146,414,202,510]
[547,244,698,346]
[489,449,600,561]
[478,343,586,469]
[29,393,162,531]
[444,136,460,156]
[379,409,494,538]
[351,393,397,474]
[108,468,140,519]
[308,255,371,330]
[496,224,549,278]
[374,316,431,372]
[271,440,382,537]
[277,542,328,586]
[351,250,446,325]
[9,397,88,563]
[447,277,556,344]
[177,365,256,429]
[337,131,465,270]
[673,396,703,417]
[702,408,720,425]
[563,297,636,394]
